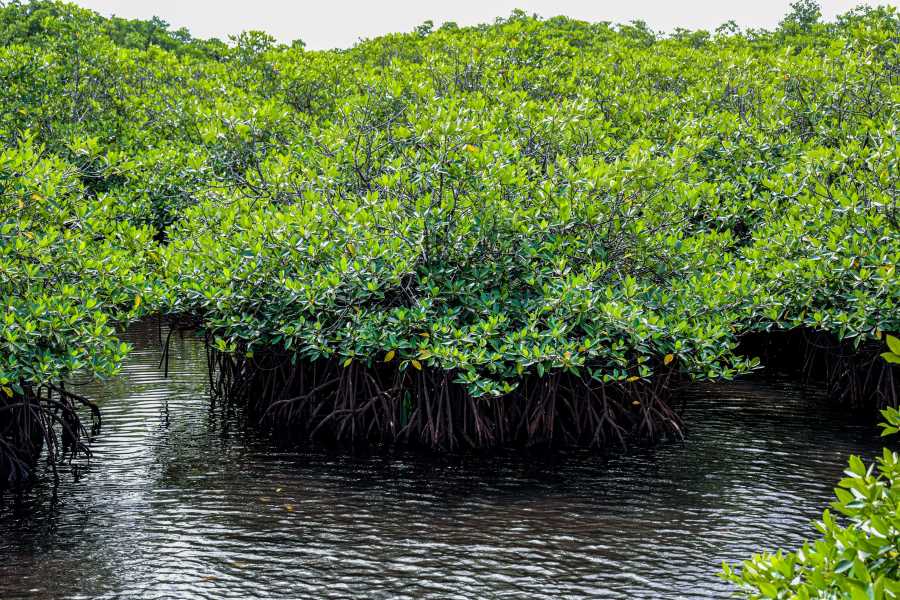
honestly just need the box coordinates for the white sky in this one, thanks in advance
[70,1,898,50]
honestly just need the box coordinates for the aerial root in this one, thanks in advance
[0,383,100,489]
[739,328,899,409]
[207,345,684,450]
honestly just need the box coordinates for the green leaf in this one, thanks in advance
[886,335,900,355]
[880,352,900,365]
[835,559,854,574]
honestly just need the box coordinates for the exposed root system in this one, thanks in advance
[0,384,100,488]
[208,344,684,451]
[739,328,899,409]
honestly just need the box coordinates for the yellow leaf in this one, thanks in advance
[626,376,640,382]
[17,198,24,210]
[284,504,294,512]
[133,295,142,310]
[464,144,478,153]
[2,386,12,398]
[663,353,674,366]
[384,350,395,362]
[419,332,430,338]
[631,400,640,406]
[411,360,422,371]
[343,357,353,368]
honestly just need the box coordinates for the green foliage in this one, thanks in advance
[779,0,822,33]
[0,133,155,392]
[883,336,900,365]
[0,0,897,404]
[721,406,900,598]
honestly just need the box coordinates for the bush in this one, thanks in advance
[1,1,898,466]
[721,406,900,598]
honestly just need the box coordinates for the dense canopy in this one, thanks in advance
[1,1,898,465]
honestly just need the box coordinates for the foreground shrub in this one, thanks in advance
[722,406,900,598]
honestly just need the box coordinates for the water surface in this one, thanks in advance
[0,321,886,598]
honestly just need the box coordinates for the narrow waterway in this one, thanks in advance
[0,321,886,599]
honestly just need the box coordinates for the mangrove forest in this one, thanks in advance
[0,0,898,597]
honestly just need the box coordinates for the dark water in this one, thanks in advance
[0,322,887,599]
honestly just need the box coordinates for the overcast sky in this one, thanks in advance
[69,1,898,49]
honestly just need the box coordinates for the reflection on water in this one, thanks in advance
[0,320,886,599]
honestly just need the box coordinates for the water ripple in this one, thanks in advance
[0,320,886,599]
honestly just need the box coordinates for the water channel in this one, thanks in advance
[0,321,886,598]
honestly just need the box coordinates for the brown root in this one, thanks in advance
[0,383,100,489]
[738,328,899,410]
[207,345,684,451]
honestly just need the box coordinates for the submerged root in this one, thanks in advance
[739,328,899,409]
[208,346,684,451]
[0,384,100,489]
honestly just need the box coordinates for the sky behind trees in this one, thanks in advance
[70,0,897,49]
